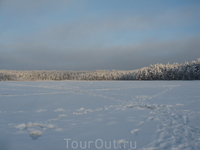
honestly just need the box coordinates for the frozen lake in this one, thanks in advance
[0,81,200,150]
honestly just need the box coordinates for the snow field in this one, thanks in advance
[0,81,199,150]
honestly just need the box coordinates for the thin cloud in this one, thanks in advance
[1,35,199,70]
[0,1,199,70]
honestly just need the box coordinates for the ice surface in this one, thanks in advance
[0,81,199,150]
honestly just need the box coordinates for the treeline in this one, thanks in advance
[0,58,199,81]
[0,70,135,81]
[135,58,200,80]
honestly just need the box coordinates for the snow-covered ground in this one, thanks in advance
[0,81,199,150]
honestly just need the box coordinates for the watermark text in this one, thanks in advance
[64,138,137,149]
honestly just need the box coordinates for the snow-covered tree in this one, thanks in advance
[0,58,199,81]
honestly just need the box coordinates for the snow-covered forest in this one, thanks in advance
[0,58,199,81]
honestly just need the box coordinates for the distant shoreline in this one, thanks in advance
[1,58,199,81]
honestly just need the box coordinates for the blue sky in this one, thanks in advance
[0,0,200,70]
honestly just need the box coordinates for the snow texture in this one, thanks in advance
[0,81,199,150]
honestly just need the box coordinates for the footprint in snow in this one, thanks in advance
[131,129,140,136]
[137,121,145,126]
[29,130,42,140]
